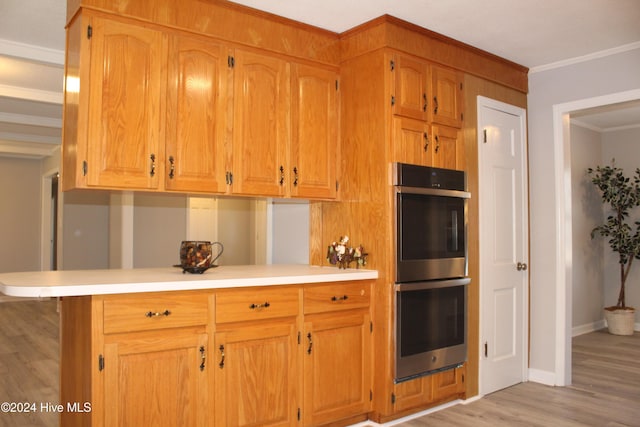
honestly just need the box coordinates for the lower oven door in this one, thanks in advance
[395,277,469,382]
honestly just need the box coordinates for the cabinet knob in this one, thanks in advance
[145,309,171,318]
[249,302,271,310]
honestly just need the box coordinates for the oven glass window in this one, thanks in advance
[398,193,465,260]
[398,285,465,357]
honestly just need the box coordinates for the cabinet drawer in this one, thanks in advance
[102,292,209,334]
[215,287,299,324]
[303,281,370,314]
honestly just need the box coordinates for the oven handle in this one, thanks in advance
[395,186,471,199]
[395,277,471,291]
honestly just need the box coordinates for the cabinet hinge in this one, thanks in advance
[82,160,88,176]
[227,55,235,68]
[483,129,488,144]
[297,331,301,345]
[370,390,373,401]
[297,408,301,421]
[460,82,463,91]
[391,393,396,404]
[98,354,104,371]
[390,60,395,71]
[335,79,339,91]
[87,25,92,39]
[370,321,373,333]
[462,373,465,383]
[335,180,339,192]
[461,112,464,122]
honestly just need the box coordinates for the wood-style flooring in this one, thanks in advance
[0,299,58,427]
[397,330,640,427]
[0,300,638,426]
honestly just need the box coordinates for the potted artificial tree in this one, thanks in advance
[588,161,640,335]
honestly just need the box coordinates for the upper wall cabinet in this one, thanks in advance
[228,51,339,199]
[390,54,464,129]
[430,65,464,128]
[164,34,229,193]
[392,55,429,122]
[290,64,338,199]
[78,15,166,190]
[229,49,290,197]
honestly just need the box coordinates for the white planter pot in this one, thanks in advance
[604,307,636,335]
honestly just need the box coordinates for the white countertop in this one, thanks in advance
[0,264,378,298]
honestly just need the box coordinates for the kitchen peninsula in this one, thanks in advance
[0,265,378,426]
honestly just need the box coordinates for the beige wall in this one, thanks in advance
[0,157,41,273]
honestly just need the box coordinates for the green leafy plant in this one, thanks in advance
[588,160,640,309]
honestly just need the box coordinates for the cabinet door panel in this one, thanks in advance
[165,35,228,193]
[232,50,289,196]
[393,55,428,121]
[215,323,298,427]
[392,117,431,166]
[104,332,209,427]
[430,65,463,128]
[87,18,164,189]
[290,64,338,199]
[432,124,462,170]
[393,375,433,412]
[303,311,372,425]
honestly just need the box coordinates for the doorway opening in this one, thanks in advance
[553,88,640,386]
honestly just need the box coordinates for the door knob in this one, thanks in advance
[517,262,528,271]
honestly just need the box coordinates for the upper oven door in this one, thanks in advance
[395,186,469,282]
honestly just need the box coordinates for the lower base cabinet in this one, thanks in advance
[214,321,300,426]
[392,365,466,415]
[104,329,211,426]
[60,282,373,427]
[303,310,372,425]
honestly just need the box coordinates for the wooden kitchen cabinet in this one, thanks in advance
[164,34,229,193]
[432,365,466,402]
[431,124,464,170]
[60,291,214,427]
[84,15,166,190]
[290,64,339,199]
[392,116,432,167]
[392,54,429,121]
[430,65,464,128]
[302,282,372,426]
[392,376,433,413]
[214,286,300,426]
[103,330,210,426]
[229,52,339,199]
[230,49,290,197]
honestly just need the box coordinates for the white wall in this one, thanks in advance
[569,124,604,332]
[0,157,42,273]
[133,193,187,268]
[271,200,309,264]
[527,46,640,381]
[601,128,640,315]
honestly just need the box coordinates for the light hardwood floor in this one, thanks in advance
[0,300,638,427]
[398,330,640,427]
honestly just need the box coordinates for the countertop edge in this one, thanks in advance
[0,265,379,298]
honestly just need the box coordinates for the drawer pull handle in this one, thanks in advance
[249,302,271,310]
[331,295,349,302]
[146,310,171,318]
[218,345,225,369]
[199,346,206,371]
[307,333,313,354]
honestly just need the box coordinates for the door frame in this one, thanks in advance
[552,88,640,386]
[477,95,529,395]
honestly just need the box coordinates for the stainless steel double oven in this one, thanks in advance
[393,163,470,382]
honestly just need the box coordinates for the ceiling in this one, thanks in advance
[1,0,639,158]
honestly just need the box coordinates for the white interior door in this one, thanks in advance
[478,96,529,395]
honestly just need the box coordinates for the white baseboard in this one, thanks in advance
[528,368,556,386]
[348,399,464,426]
[572,319,606,337]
